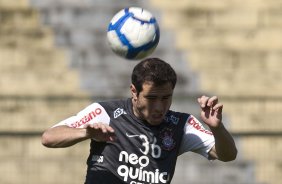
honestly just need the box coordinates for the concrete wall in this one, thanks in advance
[1,0,281,184]
[0,1,91,183]
[150,1,282,184]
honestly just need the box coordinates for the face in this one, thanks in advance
[131,81,173,125]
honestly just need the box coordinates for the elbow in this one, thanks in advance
[41,130,55,148]
[229,146,238,161]
[220,154,237,162]
[219,148,238,162]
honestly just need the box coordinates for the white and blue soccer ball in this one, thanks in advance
[107,7,160,60]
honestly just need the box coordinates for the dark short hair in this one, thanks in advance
[131,58,177,94]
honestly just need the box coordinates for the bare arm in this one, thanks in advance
[198,96,237,162]
[208,124,237,161]
[41,123,116,148]
[41,125,88,148]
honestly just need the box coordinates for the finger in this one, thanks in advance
[92,123,100,129]
[108,136,116,141]
[100,123,116,134]
[212,103,223,111]
[105,125,115,133]
[198,95,209,108]
[104,125,116,141]
[207,96,218,107]
[83,123,91,128]
[99,124,108,133]
[107,132,117,141]
[84,123,97,129]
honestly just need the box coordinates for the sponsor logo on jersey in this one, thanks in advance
[119,133,169,183]
[70,108,102,128]
[187,116,213,135]
[159,127,176,151]
[114,108,126,118]
[117,151,169,183]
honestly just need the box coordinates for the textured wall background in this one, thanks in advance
[0,0,281,184]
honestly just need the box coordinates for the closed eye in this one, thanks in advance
[145,96,157,100]
[162,95,172,100]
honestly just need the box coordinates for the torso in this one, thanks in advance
[86,98,189,184]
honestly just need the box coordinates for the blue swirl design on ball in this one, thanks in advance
[108,8,160,59]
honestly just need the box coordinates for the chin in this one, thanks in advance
[148,119,163,126]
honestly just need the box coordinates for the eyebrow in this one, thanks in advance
[144,94,172,98]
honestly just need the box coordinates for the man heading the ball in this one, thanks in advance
[42,58,237,184]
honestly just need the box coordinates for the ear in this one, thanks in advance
[130,84,138,100]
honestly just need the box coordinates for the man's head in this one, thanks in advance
[130,58,177,125]
[131,58,177,95]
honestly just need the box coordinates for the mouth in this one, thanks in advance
[152,114,164,120]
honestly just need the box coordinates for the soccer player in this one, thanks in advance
[42,57,237,184]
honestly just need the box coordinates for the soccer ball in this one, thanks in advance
[107,7,160,60]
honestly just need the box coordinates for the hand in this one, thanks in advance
[197,96,223,128]
[84,123,116,142]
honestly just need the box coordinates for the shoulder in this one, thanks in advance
[97,98,128,110]
[97,98,130,119]
[165,110,191,123]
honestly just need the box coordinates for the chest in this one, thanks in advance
[110,114,183,160]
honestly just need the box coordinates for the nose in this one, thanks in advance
[153,100,164,113]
